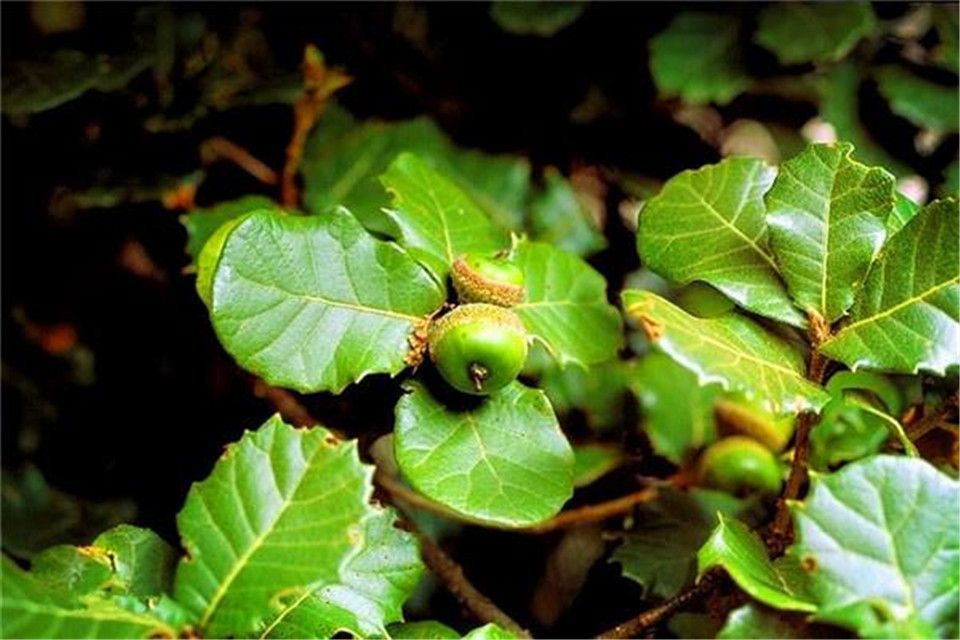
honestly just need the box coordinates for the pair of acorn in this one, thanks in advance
[428,253,529,395]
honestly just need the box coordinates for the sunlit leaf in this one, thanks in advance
[204,207,444,393]
[0,556,175,639]
[381,153,507,284]
[623,291,830,414]
[819,198,959,374]
[791,456,960,638]
[637,157,805,327]
[173,415,422,639]
[514,239,624,368]
[765,142,895,323]
[698,515,816,612]
[181,196,278,265]
[717,604,810,639]
[394,382,574,528]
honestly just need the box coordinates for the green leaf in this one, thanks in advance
[489,1,586,37]
[205,207,444,393]
[259,510,424,639]
[889,192,921,237]
[791,455,960,638]
[698,515,816,612]
[717,604,809,639]
[302,106,530,234]
[623,291,830,414]
[932,5,960,73]
[572,444,625,488]
[172,415,423,638]
[765,142,895,323]
[1,465,136,561]
[91,526,176,599]
[2,50,152,117]
[514,239,624,368]
[388,620,461,639]
[394,381,574,528]
[610,488,747,599]
[754,3,876,64]
[817,61,911,177]
[649,12,749,105]
[380,153,507,284]
[1,556,175,639]
[463,623,518,639]
[808,399,889,471]
[30,525,175,601]
[181,196,278,265]
[819,198,959,375]
[637,157,805,328]
[528,168,606,257]
[875,66,960,133]
[539,359,630,432]
[627,352,720,463]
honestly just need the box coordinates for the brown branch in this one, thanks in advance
[596,569,724,639]
[281,45,352,208]
[906,392,959,441]
[408,518,531,638]
[378,470,657,534]
[522,488,658,534]
[769,313,831,549]
[252,379,316,427]
[200,137,278,185]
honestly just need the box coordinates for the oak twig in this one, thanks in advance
[906,392,959,441]
[407,518,531,638]
[281,45,352,208]
[596,570,724,639]
[377,471,656,534]
[200,137,278,185]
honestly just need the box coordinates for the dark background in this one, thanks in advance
[1,2,950,636]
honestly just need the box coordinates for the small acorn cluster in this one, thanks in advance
[428,253,528,396]
[694,398,796,496]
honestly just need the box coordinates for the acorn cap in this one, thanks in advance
[451,254,525,307]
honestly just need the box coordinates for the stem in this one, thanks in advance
[905,392,959,441]
[595,570,723,639]
[200,137,278,185]
[281,45,351,209]
[378,471,656,534]
[769,314,830,548]
[410,519,531,638]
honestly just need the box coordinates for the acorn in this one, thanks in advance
[697,436,783,496]
[428,303,528,395]
[714,396,796,452]
[451,253,525,307]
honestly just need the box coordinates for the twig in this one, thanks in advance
[596,569,723,639]
[377,471,657,534]
[281,45,352,208]
[408,518,531,638]
[769,313,831,548]
[522,489,657,534]
[906,392,959,441]
[252,379,316,427]
[200,137,278,185]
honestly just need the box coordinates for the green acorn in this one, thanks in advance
[428,303,528,395]
[451,253,525,307]
[697,436,783,496]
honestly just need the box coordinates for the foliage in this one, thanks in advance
[3,3,958,640]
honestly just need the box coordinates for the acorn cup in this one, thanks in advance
[428,303,529,396]
[451,253,526,307]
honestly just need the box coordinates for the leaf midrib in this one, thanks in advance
[829,276,959,337]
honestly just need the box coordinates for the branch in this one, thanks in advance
[596,569,724,639]
[405,516,531,638]
[200,137,278,185]
[377,471,657,534]
[906,392,959,441]
[769,313,831,549]
[281,45,351,208]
